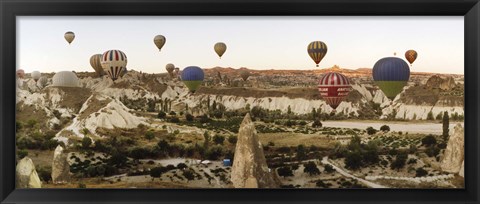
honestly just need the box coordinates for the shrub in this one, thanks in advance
[213,135,225,145]
[26,119,37,129]
[415,168,428,177]
[150,166,166,178]
[169,111,177,116]
[183,169,195,182]
[390,152,408,170]
[380,125,390,132]
[227,135,237,144]
[177,163,188,169]
[277,166,294,178]
[82,137,92,149]
[144,131,155,140]
[366,127,377,135]
[296,145,307,161]
[157,111,166,119]
[324,164,335,173]
[17,149,29,159]
[298,121,307,126]
[169,117,180,123]
[345,152,363,170]
[421,135,437,147]
[312,120,322,128]
[185,114,194,122]
[303,161,320,176]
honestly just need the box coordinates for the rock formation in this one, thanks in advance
[425,75,456,91]
[459,160,464,178]
[16,157,42,188]
[52,145,71,184]
[441,123,464,174]
[231,113,278,188]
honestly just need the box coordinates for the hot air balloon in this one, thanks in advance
[154,35,166,51]
[214,42,227,59]
[405,50,418,65]
[166,63,175,76]
[174,67,180,76]
[52,71,79,87]
[31,71,41,82]
[307,41,328,67]
[181,66,204,93]
[318,72,351,111]
[372,57,410,100]
[240,70,250,81]
[64,31,75,44]
[17,69,25,79]
[37,76,49,88]
[90,54,105,77]
[100,50,127,82]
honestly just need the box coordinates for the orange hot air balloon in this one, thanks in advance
[405,50,418,65]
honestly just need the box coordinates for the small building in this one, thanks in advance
[223,159,232,166]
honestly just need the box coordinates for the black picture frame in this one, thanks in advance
[1,0,479,203]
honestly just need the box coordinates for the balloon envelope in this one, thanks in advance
[154,35,166,51]
[307,41,328,67]
[64,31,75,44]
[405,50,418,65]
[166,63,175,74]
[214,42,227,58]
[240,70,250,81]
[372,57,410,100]
[17,69,25,78]
[90,54,105,77]
[101,50,128,82]
[318,72,351,110]
[31,71,41,82]
[181,66,204,93]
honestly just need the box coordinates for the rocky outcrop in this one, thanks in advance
[459,160,464,177]
[425,75,456,91]
[231,113,278,188]
[441,123,464,174]
[52,145,71,184]
[16,157,42,188]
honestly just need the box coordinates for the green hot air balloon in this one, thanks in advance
[181,66,204,93]
[372,57,410,100]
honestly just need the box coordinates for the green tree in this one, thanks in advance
[227,135,237,144]
[277,166,294,178]
[157,111,166,119]
[442,111,449,142]
[415,168,428,177]
[380,125,390,132]
[296,145,307,161]
[287,105,292,115]
[212,135,225,145]
[150,166,166,178]
[345,151,363,170]
[82,137,92,149]
[324,164,335,173]
[183,169,195,182]
[303,161,320,176]
[312,119,322,128]
[421,135,437,147]
[311,108,317,120]
[427,110,434,120]
[144,131,155,140]
[185,114,194,122]
[390,152,408,170]
[366,127,377,135]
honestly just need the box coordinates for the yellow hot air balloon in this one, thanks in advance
[64,31,75,45]
[307,41,327,67]
[154,35,166,51]
[90,54,105,77]
[214,42,227,59]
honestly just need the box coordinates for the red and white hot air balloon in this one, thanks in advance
[17,69,25,79]
[100,50,127,82]
[318,72,352,112]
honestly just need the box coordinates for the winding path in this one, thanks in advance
[320,156,387,188]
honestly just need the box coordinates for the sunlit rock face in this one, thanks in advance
[52,145,71,184]
[231,113,277,188]
[16,157,42,188]
[441,123,464,174]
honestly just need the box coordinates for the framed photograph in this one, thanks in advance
[1,0,479,203]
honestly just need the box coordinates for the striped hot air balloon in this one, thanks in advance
[214,42,227,59]
[181,66,204,93]
[17,69,25,79]
[90,54,105,77]
[100,50,127,82]
[372,57,410,100]
[318,72,351,111]
[308,41,328,67]
[405,50,418,65]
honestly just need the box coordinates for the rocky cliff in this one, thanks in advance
[441,123,464,174]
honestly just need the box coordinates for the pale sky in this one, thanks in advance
[17,16,464,74]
